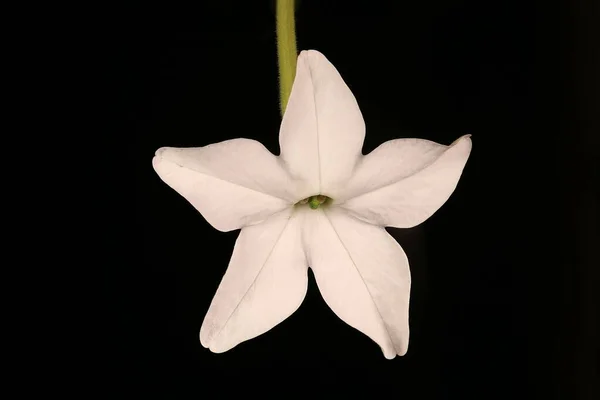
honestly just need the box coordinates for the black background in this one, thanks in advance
[119,0,597,396]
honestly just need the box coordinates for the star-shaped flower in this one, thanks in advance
[152,50,472,359]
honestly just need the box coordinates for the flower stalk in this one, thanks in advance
[276,0,297,115]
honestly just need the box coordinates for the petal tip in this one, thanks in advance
[451,135,473,154]
[157,146,175,158]
[208,339,233,354]
[152,147,168,167]
[306,49,324,57]
[383,343,407,359]
[453,134,472,144]
[199,329,212,349]
[299,49,323,57]
[297,50,310,64]
[299,49,328,67]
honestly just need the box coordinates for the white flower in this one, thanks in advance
[152,50,472,359]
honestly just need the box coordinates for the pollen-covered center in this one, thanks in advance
[295,195,332,210]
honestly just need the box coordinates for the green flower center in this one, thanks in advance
[296,195,331,210]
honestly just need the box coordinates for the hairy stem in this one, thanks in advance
[276,0,297,116]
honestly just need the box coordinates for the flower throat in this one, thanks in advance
[296,195,331,210]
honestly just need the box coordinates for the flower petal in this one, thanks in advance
[304,207,411,359]
[152,138,298,232]
[279,50,365,198]
[200,208,308,353]
[338,135,472,228]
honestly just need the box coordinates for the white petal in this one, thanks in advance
[279,50,365,198]
[304,207,411,359]
[338,135,472,228]
[153,138,298,232]
[200,208,308,353]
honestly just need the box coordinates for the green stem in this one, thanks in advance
[276,0,297,116]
